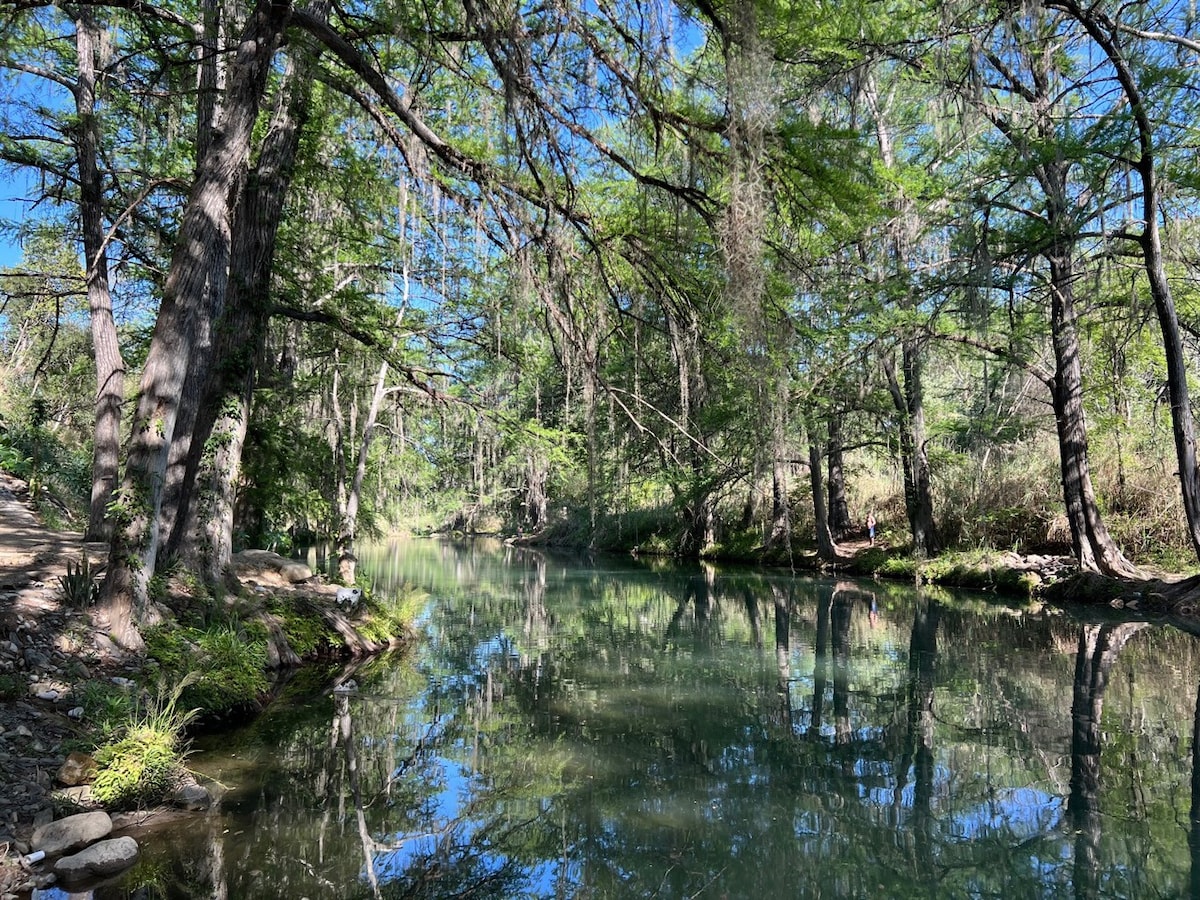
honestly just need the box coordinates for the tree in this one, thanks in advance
[962,5,1138,576]
[1048,0,1200,563]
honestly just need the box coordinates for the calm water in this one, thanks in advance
[66,539,1200,898]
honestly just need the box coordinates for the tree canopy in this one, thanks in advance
[2,0,1200,645]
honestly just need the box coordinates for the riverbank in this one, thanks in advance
[506,516,1200,609]
[0,473,412,896]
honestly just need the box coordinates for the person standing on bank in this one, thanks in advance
[867,511,876,546]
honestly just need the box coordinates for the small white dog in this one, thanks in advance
[335,586,362,609]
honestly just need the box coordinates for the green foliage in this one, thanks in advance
[58,555,98,608]
[193,624,269,710]
[91,676,199,808]
[142,622,269,716]
[78,679,136,742]
[269,598,336,657]
[0,674,20,701]
[357,584,426,645]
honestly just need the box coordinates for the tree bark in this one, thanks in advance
[827,416,852,541]
[971,23,1137,577]
[1058,4,1200,562]
[97,0,291,649]
[74,8,126,542]
[883,348,938,555]
[808,436,837,561]
[169,34,319,582]
[1046,244,1138,577]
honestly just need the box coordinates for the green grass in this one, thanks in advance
[91,676,199,808]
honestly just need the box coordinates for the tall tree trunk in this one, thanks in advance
[883,348,938,555]
[827,416,852,541]
[1057,0,1200,563]
[808,435,837,561]
[767,390,791,554]
[863,73,937,556]
[1046,246,1138,577]
[168,24,319,583]
[97,0,291,649]
[74,7,126,542]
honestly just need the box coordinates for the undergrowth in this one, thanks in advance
[91,676,199,808]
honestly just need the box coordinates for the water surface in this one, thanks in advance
[67,539,1200,897]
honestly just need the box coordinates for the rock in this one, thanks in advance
[231,549,312,584]
[54,836,139,881]
[31,810,112,857]
[170,782,212,811]
[67,707,83,719]
[56,752,97,787]
[50,785,96,808]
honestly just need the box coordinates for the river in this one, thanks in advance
[50,537,1200,898]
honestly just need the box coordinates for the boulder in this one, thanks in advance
[54,836,139,881]
[31,810,112,857]
[170,781,212,811]
[231,549,312,585]
[56,752,97,787]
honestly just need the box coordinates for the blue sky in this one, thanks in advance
[0,171,35,269]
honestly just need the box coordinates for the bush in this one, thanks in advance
[357,584,425,645]
[142,622,269,716]
[91,678,198,808]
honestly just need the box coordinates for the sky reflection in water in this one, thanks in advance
[64,537,1200,898]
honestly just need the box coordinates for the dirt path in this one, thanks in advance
[0,473,116,878]
[0,472,105,594]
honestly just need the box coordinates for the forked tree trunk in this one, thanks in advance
[169,36,319,583]
[98,0,291,649]
[75,8,126,542]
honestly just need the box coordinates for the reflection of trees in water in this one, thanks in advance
[664,564,720,648]
[1069,622,1147,900]
[893,598,940,877]
[809,586,832,739]
[1191,683,1200,898]
[153,543,1200,898]
[773,584,792,730]
[831,585,855,747]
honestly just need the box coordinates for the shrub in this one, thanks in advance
[141,622,269,716]
[91,677,199,808]
[58,555,98,609]
[357,584,425,645]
